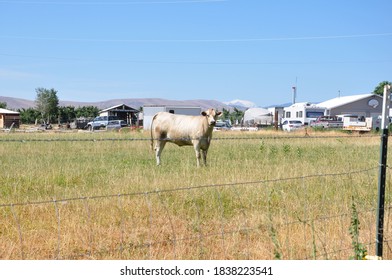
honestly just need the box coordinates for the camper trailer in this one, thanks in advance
[341,114,381,132]
[283,102,325,126]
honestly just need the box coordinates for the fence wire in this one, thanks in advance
[0,133,381,143]
[1,166,391,260]
[0,167,378,208]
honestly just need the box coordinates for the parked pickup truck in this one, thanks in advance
[309,116,343,129]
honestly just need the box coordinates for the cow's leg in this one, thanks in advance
[202,149,208,166]
[155,140,166,166]
[193,142,201,167]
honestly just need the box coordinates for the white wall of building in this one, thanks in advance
[143,106,201,130]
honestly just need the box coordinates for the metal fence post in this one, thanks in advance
[376,84,391,258]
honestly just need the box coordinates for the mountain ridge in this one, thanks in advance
[0,96,240,111]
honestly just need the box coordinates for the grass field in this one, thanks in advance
[0,129,391,259]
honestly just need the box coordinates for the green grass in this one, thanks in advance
[0,129,391,259]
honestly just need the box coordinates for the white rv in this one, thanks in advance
[283,102,326,126]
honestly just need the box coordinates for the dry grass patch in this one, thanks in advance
[0,130,391,259]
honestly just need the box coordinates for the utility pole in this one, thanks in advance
[292,86,297,105]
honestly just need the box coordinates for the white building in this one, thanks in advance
[283,102,325,125]
[143,105,201,130]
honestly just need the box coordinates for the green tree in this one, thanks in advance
[75,106,99,118]
[0,101,7,109]
[18,108,41,124]
[219,107,245,125]
[230,108,244,125]
[35,87,59,123]
[58,106,76,123]
[221,108,230,120]
[373,81,392,96]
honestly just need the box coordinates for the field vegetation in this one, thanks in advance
[0,129,391,259]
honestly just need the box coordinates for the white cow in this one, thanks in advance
[150,108,222,167]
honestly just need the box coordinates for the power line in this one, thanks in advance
[1,32,391,43]
[0,0,227,4]
[0,52,390,65]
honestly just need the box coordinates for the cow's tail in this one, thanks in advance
[150,114,157,151]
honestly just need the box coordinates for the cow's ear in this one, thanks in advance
[201,111,207,116]
[217,111,222,116]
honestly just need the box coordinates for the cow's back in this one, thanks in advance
[151,112,209,145]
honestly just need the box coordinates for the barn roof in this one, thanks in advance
[99,103,139,113]
[317,94,381,109]
[0,108,19,114]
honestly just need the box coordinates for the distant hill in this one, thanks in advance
[0,96,35,110]
[0,96,234,111]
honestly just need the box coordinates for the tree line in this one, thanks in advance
[1,88,100,125]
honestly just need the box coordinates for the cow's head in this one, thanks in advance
[202,109,222,126]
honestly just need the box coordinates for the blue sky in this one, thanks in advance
[1,0,391,107]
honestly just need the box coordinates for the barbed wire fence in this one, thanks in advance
[0,133,382,142]
[0,134,391,260]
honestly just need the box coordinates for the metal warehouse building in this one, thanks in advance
[317,93,384,119]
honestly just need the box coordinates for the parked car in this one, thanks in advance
[282,120,303,132]
[85,116,122,131]
[213,120,232,131]
[106,120,128,130]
